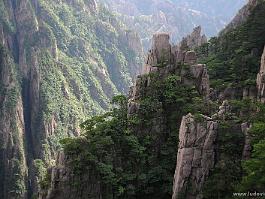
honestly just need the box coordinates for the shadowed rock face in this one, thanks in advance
[172,114,218,199]
[0,46,28,199]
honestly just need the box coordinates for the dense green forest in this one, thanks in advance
[59,0,265,198]
[196,1,265,89]
[60,72,208,198]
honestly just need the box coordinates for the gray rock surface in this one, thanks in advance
[172,114,218,199]
[257,46,265,103]
[241,122,252,160]
[185,26,207,50]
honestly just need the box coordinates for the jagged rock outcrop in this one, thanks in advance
[145,33,172,68]
[134,33,210,115]
[257,45,265,102]
[143,33,209,93]
[172,114,218,199]
[144,27,207,74]
[184,26,207,50]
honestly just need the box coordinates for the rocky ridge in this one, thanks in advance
[172,114,218,199]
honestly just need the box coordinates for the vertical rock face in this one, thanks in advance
[0,0,49,197]
[142,32,209,100]
[257,46,265,102]
[241,122,252,160]
[0,47,27,199]
[171,97,249,199]
[172,114,218,199]
[146,33,172,68]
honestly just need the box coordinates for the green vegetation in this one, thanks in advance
[34,159,51,190]
[237,103,265,192]
[61,70,207,198]
[196,0,265,90]
[0,1,15,33]
[52,0,265,198]
[203,121,244,199]
[0,0,143,196]
[22,0,144,153]
[0,45,27,199]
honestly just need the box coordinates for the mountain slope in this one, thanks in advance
[0,0,142,198]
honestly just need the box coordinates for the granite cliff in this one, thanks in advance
[0,0,142,198]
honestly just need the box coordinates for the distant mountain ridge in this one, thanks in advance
[103,0,247,50]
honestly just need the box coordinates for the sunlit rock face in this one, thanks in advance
[172,114,218,199]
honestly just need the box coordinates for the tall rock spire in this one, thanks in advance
[257,46,265,103]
